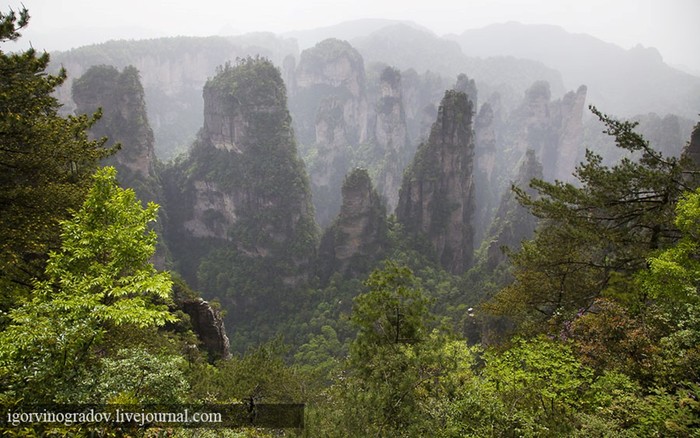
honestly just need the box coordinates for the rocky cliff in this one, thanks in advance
[72,65,157,186]
[289,38,369,226]
[164,57,318,329]
[396,90,476,274]
[317,168,388,283]
[51,35,299,160]
[180,298,231,361]
[507,81,587,182]
[371,66,411,211]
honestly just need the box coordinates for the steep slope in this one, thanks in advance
[396,90,476,274]
[163,58,318,338]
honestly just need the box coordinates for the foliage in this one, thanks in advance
[487,106,699,332]
[0,167,175,404]
[0,7,112,302]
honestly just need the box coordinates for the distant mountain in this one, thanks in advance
[448,22,700,118]
[283,19,431,50]
[352,24,566,106]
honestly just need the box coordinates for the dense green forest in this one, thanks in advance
[2,7,700,437]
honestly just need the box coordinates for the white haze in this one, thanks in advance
[3,0,700,74]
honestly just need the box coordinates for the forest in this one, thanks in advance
[1,6,700,437]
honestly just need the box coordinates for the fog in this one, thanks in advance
[4,0,700,74]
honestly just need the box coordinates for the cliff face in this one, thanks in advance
[317,168,388,283]
[164,58,318,319]
[291,38,368,147]
[289,39,369,225]
[372,67,410,211]
[396,90,476,274]
[72,65,156,184]
[72,65,168,267]
[508,81,587,181]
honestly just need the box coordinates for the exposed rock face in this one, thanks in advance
[508,81,587,181]
[291,38,368,147]
[473,97,500,246]
[181,298,231,361]
[484,149,543,271]
[396,90,476,274]
[72,65,156,184]
[317,168,388,283]
[373,67,410,211]
[290,39,369,225]
[164,57,319,300]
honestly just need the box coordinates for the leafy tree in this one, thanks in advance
[0,167,175,404]
[0,7,112,303]
[311,262,476,437]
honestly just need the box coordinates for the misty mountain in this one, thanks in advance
[49,35,298,160]
[352,23,566,107]
[448,22,700,118]
[283,18,432,50]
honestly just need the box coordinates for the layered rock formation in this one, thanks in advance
[317,168,388,283]
[396,90,476,274]
[164,57,318,318]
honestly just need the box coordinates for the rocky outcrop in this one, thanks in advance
[52,35,299,160]
[289,39,369,226]
[72,65,168,267]
[317,168,388,283]
[164,57,319,302]
[396,90,476,274]
[372,67,410,211]
[508,81,587,181]
[72,65,156,184]
[483,149,543,271]
[181,298,231,361]
[291,38,368,147]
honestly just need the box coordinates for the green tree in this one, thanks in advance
[487,107,698,332]
[313,262,474,437]
[0,167,174,404]
[0,7,112,303]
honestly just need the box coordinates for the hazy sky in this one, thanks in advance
[4,0,700,72]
